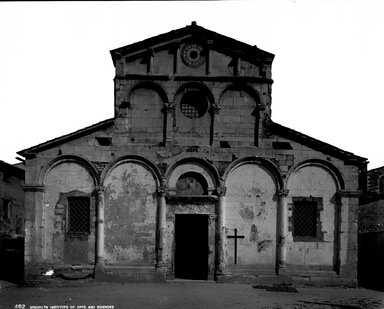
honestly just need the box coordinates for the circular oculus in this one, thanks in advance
[181,44,205,68]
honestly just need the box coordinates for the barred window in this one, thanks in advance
[67,196,90,235]
[180,90,208,119]
[291,197,323,241]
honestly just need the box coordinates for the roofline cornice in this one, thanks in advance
[114,74,274,84]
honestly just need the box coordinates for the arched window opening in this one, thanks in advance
[176,172,208,196]
[180,90,208,119]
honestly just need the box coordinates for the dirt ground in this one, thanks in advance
[1,280,384,309]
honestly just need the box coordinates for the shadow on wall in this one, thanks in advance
[358,231,384,291]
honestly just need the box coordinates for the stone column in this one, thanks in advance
[277,189,289,273]
[156,179,168,275]
[95,186,105,271]
[216,180,227,278]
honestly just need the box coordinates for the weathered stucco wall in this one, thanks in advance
[225,163,277,266]
[44,162,95,264]
[286,165,338,268]
[104,162,157,265]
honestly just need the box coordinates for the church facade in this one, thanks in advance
[18,22,367,285]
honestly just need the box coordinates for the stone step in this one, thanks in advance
[227,265,276,275]
[95,265,165,282]
[218,274,292,285]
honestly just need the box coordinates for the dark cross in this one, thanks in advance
[227,228,245,264]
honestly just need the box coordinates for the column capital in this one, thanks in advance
[209,103,221,115]
[96,186,106,194]
[163,102,175,114]
[157,178,168,196]
[277,189,289,198]
[216,185,227,196]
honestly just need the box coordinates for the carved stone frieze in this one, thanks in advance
[168,204,215,215]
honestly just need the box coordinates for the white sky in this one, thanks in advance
[0,1,383,169]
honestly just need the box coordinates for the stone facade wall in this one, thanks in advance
[19,27,365,285]
[104,162,157,265]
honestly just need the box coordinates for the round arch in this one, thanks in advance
[223,156,283,191]
[126,81,169,104]
[286,159,345,191]
[39,155,99,186]
[218,82,262,106]
[100,155,163,188]
[173,82,215,107]
[165,156,220,191]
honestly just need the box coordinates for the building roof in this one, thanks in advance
[268,121,367,164]
[17,118,115,158]
[17,116,367,165]
[110,21,275,67]
[0,160,25,180]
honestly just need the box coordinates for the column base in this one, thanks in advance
[277,264,288,276]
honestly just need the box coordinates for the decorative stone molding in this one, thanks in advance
[168,204,216,215]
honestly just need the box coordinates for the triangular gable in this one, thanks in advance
[110,21,274,67]
[17,118,115,158]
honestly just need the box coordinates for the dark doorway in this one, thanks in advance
[175,214,208,280]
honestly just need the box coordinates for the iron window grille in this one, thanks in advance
[67,196,90,236]
[180,90,208,119]
[291,197,323,242]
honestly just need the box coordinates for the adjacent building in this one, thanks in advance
[0,160,25,282]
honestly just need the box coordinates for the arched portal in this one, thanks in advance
[165,158,218,280]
